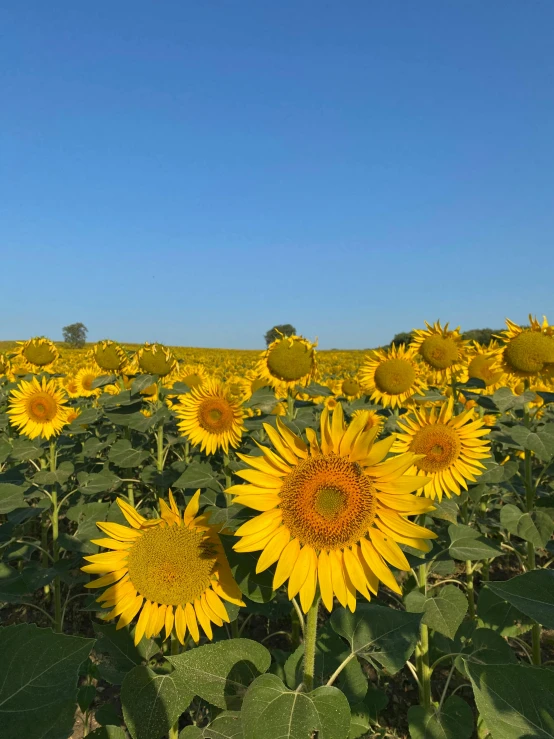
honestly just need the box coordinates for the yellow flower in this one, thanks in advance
[82,492,244,646]
[177,364,209,389]
[175,379,246,455]
[15,337,59,371]
[8,376,70,439]
[74,366,102,398]
[351,409,385,436]
[464,341,505,392]
[392,401,491,501]
[228,404,436,613]
[359,345,427,409]
[410,321,468,381]
[497,316,554,382]
[256,335,317,395]
[136,343,177,378]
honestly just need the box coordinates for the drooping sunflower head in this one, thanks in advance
[392,400,491,501]
[92,340,127,372]
[16,337,59,370]
[410,321,468,379]
[8,376,70,440]
[136,343,178,378]
[359,345,427,409]
[228,403,436,613]
[175,378,246,455]
[497,316,554,381]
[256,335,317,394]
[82,491,244,646]
[75,365,102,397]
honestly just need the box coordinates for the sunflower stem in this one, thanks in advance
[49,440,62,632]
[127,481,135,508]
[224,453,233,507]
[168,634,181,739]
[523,386,541,665]
[302,597,320,692]
[286,392,295,422]
[466,560,475,619]
[415,563,431,708]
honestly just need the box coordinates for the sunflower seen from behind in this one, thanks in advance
[359,344,427,409]
[256,334,317,396]
[82,491,244,645]
[136,343,177,378]
[92,340,127,373]
[175,378,246,455]
[15,336,59,371]
[391,400,491,501]
[228,404,436,613]
[8,376,71,440]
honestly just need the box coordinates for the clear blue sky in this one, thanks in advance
[1,1,553,349]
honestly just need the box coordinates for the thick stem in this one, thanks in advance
[286,392,295,422]
[50,441,62,632]
[302,598,320,691]
[416,563,431,708]
[127,481,135,508]
[466,560,475,619]
[168,634,181,739]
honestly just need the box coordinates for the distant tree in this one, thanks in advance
[462,328,502,345]
[264,324,297,346]
[390,331,414,348]
[63,322,88,348]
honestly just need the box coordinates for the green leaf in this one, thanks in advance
[0,624,94,739]
[0,483,26,514]
[93,623,158,685]
[245,387,278,414]
[77,470,122,495]
[509,424,554,462]
[78,683,96,712]
[167,638,271,710]
[408,696,473,739]
[91,374,117,389]
[448,524,503,561]
[486,570,554,628]
[108,439,150,468]
[477,460,516,484]
[88,728,127,739]
[173,462,222,491]
[297,382,332,397]
[429,498,459,524]
[492,388,535,413]
[477,587,534,637]
[455,627,517,677]
[10,438,44,460]
[348,687,388,738]
[241,674,350,739]
[330,603,422,675]
[33,461,74,486]
[131,374,157,394]
[222,543,275,604]
[121,665,195,739]
[422,585,468,639]
[467,661,554,739]
[516,511,553,548]
[179,711,243,738]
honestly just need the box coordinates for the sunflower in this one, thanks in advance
[256,335,317,395]
[175,379,246,455]
[410,321,468,381]
[359,345,427,409]
[62,376,81,398]
[464,341,505,392]
[0,353,11,376]
[15,337,59,371]
[351,409,385,436]
[228,405,436,613]
[497,316,554,382]
[333,376,363,400]
[8,376,70,439]
[74,365,102,397]
[82,492,244,646]
[92,340,127,372]
[177,363,209,389]
[391,401,491,501]
[136,343,177,378]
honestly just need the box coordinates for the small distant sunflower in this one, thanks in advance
[256,335,317,395]
[8,376,70,439]
[0,353,12,376]
[136,343,177,378]
[464,341,505,392]
[224,374,252,403]
[497,316,554,382]
[228,405,436,613]
[351,409,385,436]
[82,492,244,646]
[66,407,82,425]
[392,401,491,501]
[410,321,469,381]
[177,364,209,390]
[92,340,127,372]
[339,377,363,400]
[175,379,246,455]
[63,376,81,398]
[359,345,427,409]
[15,337,59,371]
[75,366,102,397]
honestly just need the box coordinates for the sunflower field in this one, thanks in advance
[1,321,553,739]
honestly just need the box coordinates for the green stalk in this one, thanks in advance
[127,481,135,508]
[168,633,181,739]
[302,597,320,691]
[523,387,541,665]
[461,498,476,619]
[415,563,431,708]
[49,440,62,632]
[224,453,233,507]
[286,392,295,422]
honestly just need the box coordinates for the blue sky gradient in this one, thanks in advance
[1,1,553,348]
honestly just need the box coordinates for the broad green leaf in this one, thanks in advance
[516,511,554,548]
[408,696,473,739]
[108,439,150,468]
[422,584,468,639]
[179,712,243,738]
[245,387,278,413]
[467,661,554,739]
[167,638,271,710]
[486,570,554,628]
[297,382,332,397]
[91,374,117,389]
[131,374,157,394]
[448,524,503,561]
[0,483,26,514]
[77,470,122,495]
[348,687,388,739]
[0,624,94,739]
[93,623,158,685]
[173,462,222,491]
[33,461,74,486]
[429,498,459,524]
[455,627,517,677]
[509,425,554,462]
[78,683,96,712]
[475,460,509,484]
[241,673,350,739]
[492,388,535,413]
[223,543,275,604]
[121,665,195,739]
[330,603,422,675]
[10,438,44,460]
[477,587,533,637]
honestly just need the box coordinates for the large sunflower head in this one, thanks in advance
[92,340,127,372]
[8,376,70,440]
[175,379,246,455]
[256,335,317,394]
[82,491,244,646]
[15,337,59,371]
[359,345,427,409]
[74,365,102,397]
[136,343,177,378]
[227,404,436,614]
[392,400,491,501]
[497,316,554,382]
[410,321,468,380]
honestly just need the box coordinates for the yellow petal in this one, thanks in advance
[236,469,282,488]
[369,528,409,570]
[233,494,281,511]
[359,538,400,594]
[145,602,159,639]
[194,599,213,640]
[273,538,300,590]
[117,498,147,529]
[299,550,318,612]
[287,545,313,599]
[201,592,223,627]
[360,435,395,466]
[84,569,127,589]
[378,510,437,539]
[96,521,141,541]
[184,490,201,525]
[263,423,299,465]
[317,550,334,612]
[159,498,180,525]
[134,601,151,645]
[343,546,371,599]
[329,549,347,607]
[235,509,282,537]
[175,605,187,644]
[185,602,200,643]
[276,418,308,459]
[165,605,175,640]
[255,527,290,573]
[205,589,230,623]
[90,538,132,551]
[116,595,143,630]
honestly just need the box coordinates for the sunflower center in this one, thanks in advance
[374,359,416,395]
[95,344,124,371]
[279,454,376,550]
[409,424,461,472]
[341,379,360,397]
[23,343,57,367]
[198,398,234,433]
[419,336,459,370]
[266,340,313,382]
[503,332,554,375]
[138,348,174,377]
[183,373,204,388]
[127,523,217,606]
[468,355,499,385]
[26,393,58,422]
